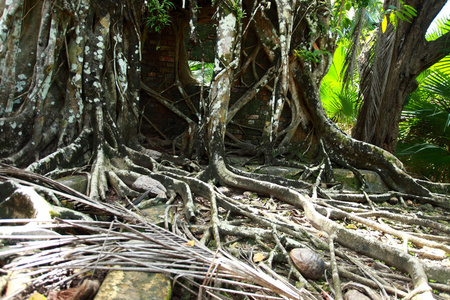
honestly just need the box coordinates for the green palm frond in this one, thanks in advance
[396,142,450,182]
[422,71,450,106]
[323,85,358,125]
[321,44,359,129]
[426,16,450,42]
[426,16,450,74]
[398,69,450,182]
[435,55,450,75]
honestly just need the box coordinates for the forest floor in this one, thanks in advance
[0,156,450,300]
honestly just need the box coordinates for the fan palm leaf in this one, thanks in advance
[397,70,450,181]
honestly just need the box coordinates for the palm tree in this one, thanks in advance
[350,0,449,153]
[320,0,381,131]
[396,17,450,182]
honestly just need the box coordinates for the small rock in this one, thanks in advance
[342,282,381,300]
[0,180,92,222]
[388,197,398,205]
[132,176,167,197]
[405,200,414,206]
[94,270,171,300]
[141,204,171,226]
[344,289,372,300]
[290,248,325,280]
[56,175,88,195]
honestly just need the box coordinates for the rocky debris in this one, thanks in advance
[344,289,372,300]
[290,248,325,280]
[94,270,172,300]
[342,282,381,300]
[131,176,167,197]
[0,180,92,222]
[56,175,88,194]
[141,204,171,226]
[333,169,388,194]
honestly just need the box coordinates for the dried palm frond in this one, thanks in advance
[357,24,396,140]
[0,188,313,300]
[342,7,367,90]
[1,217,312,299]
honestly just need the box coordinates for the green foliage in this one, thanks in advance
[426,17,450,74]
[145,0,175,32]
[397,71,450,182]
[331,0,382,38]
[221,0,246,23]
[381,1,417,32]
[427,16,450,41]
[320,45,358,130]
[232,1,246,21]
[294,49,330,63]
[189,61,214,84]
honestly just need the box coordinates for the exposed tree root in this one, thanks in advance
[2,147,450,300]
[210,157,438,299]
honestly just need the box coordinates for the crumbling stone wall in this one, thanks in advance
[140,19,289,145]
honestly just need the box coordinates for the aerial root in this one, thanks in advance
[211,158,437,298]
[328,233,343,300]
[3,141,449,299]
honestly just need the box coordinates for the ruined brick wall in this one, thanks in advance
[142,27,177,85]
[140,23,289,145]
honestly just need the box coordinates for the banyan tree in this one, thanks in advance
[0,0,449,299]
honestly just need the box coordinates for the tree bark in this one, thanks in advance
[353,0,450,153]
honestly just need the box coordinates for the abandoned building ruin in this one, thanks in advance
[140,2,290,149]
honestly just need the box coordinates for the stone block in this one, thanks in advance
[94,270,172,300]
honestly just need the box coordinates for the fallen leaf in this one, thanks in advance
[253,252,267,263]
[345,224,358,229]
[27,292,46,300]
[183,240,195,247]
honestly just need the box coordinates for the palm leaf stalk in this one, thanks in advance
[0,171,313,300]
[1,218,313,300]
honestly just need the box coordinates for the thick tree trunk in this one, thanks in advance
[206,1,241,162]
[353,0,450,153]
